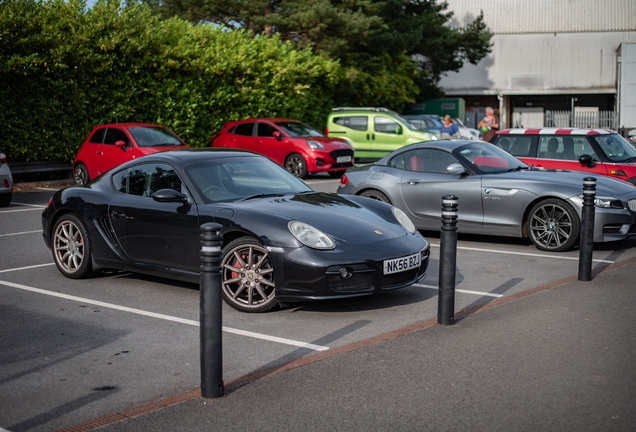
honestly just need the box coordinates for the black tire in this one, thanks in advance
[74,163,89,186]
[360,189,392,204]
[0,193,11,207]
[52,214,94,278]
[527,198,580,252]
[284,153,308,179]
[221,237,278,313]
[328,170,347,179]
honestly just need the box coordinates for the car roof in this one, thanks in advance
[497,128,616,136]
[223,118,301,127]
[329,107,398,115]
[375,139,477,165]
[94,123,166,129]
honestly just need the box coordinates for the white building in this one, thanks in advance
[438,0,636,132]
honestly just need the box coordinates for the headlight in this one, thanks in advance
[288,221,335,249]
[594,197,624,209]
[306,140,326,150]
[423,133,438,141]
[392,206,416,234]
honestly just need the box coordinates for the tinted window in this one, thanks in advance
[103,128,131,146]
[403,149,460,173]
[89,129,104,144]
[538,136,599,161]
[112,163,182,197]
[333,116,368,131]
[494,136,533,158]
[374,116,400,134]
[256,122,279,137]
[456,143,525,174]
[233,123,255,136]
[127,127,185,148]
[275,121,324,137]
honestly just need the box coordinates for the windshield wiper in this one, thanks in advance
[506,166,529,172]
[620,156,636,163]
[239,193,288,201]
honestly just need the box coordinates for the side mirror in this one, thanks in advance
[114,140,126,148]
[152,188,188,203]
[447,163,467,175]
[579,154,594,167]
[395,126,403,135]
[273,131,282,142]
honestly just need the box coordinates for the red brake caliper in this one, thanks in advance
[231,255,245,279]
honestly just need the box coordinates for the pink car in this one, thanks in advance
[73,123,189,186]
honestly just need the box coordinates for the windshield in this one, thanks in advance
[391,113,418,131]
[591,134,636,162]
[455,142,529,174]
[275,122,324,138]
[128,127,186,148]
[185,156,311,204]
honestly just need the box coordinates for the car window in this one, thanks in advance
[538,136,599,161]
[456,142,523,173]
[275,121,324,137]
[256,122,279,137]
[389,154,406,169]
[591,135,636,162]
[103,128,131,146]
[89,129,104,144]
[112,163,183,197]
[332,116,368,131]
[233,123,255,136]
[127,127,185,148]
[494,136,533,158]
[402,149,460,174]
[374,116,401,134]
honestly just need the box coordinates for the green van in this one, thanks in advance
[326,107,438,161]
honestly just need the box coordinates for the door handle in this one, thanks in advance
[111,210,126,219]
[367,134,370,140]
[96,152,103,155]
[255,140,262,144]
[228,138,236,142]
[372,134,375,140]
[407,179,420,185]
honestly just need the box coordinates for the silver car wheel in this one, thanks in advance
[221,238,277,312]
[528,200,579,252]
[52,215,93,278]
[74,163,89,186]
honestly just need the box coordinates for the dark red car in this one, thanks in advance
[73,123,189,186]
[210,118,354,178]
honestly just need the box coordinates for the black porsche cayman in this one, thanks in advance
[42,149,429,312]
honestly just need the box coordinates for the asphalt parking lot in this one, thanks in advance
[2,175,636,432]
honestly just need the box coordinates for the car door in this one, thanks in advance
[253,122,283,163]
[373,115,407,153]
[225,122,256,151]
[109,162,200,272]
[329,115,370,155]
[397,148,483,230]
[534,135,608,176]
[96,127,134,175]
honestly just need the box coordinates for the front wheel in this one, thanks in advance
[527,199,580,252]
[52,214,94,278]
[74,163,89,186]
[221,237,278,313]
[285,153,308,179]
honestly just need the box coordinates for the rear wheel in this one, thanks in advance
[360,189,391,204]
[221,237,278,313]
[52,214,94,278]
[527,199,580,252]
[285,153,308,179]
[74,163,89,186]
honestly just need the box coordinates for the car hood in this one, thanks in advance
[485,169,636,198]
[302,137,352,150]
[229,192,407,244]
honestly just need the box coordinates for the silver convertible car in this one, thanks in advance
[338,140,636,252]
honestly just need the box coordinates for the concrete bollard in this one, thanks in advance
[200,222,224,398]
[578,177,596,281]
[438,194,458,325]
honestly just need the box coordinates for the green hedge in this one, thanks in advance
[0,0,340,162]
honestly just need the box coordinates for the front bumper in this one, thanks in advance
[569,196,636,243]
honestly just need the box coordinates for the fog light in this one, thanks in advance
[339,266,353,279]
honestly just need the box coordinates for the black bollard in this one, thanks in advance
[438,194,458,325]
[578,177,596,281]
[200,222,224,398]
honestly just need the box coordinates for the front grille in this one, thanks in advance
[630,224,636,234]
[326,273,374,292]
[379,267,420,289]
[331,162,354,169]
[330,149,354,159]
[603,225,622,234]
[629,199,636,212]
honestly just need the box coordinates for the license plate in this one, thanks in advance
[383,253,421,275]
[337,156,352,163]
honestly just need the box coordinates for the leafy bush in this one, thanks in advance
[0,0,340,161]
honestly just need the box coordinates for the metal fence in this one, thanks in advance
[545,110,617,130]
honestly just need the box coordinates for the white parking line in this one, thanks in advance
[0,263,55,273]
[0,230,43,237]
[428,243,614,263]
[10,202,47,208]
[415,283,503,298]
[0,207,44,213]
[0,280,330,352]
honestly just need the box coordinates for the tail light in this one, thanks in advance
[325,127,329,135]
[47,197,53,208]
[3,180,9,188]
[340,174,349,186]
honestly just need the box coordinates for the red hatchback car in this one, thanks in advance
[73,123,189,186]
[210,118,354,178]
[491,128,636,185]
